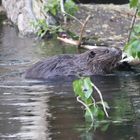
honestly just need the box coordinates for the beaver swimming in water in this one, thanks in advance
[25,47,122,80]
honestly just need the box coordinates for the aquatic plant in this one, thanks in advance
[73,77,109,130]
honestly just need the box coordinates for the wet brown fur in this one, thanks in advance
[25,47,122,79]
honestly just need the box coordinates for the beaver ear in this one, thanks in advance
[89,51,96,58]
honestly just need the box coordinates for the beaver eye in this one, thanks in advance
[89,51,96,58]
[105,49,109,53]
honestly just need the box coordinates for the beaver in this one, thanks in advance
[25,47,122,80]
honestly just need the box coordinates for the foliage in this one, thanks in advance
[44,0,78,17]
[124,37,140,58]
[43,0,60,17]
[124,0,140,59]
[44,0,78,16]
[64,0,79,16]
[73,77,109,130]
[33,0,78,37]
[31,19,63,38]
[124,23,140,58]
[129,0,139,8]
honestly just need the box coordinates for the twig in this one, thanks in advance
[77,96,94,121]
[65,12,83,25]
[59,2,91,47]
[91,97,96,107]
[91,83,109,118]
[60,0,67,23]
[60,0,83,25]
[77,96,94,130]
[127,8,138,43]
[57,36,79,45]
[57,36,104,49]
[78,15,91,47]
[113,9,138,18]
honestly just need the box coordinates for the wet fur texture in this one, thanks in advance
[25,47,122,79]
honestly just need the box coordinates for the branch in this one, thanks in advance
[57,15,91,48]
[91,83,109,118]
[127,8,138,43]
[60,0,67,23]
[57,36,79,45]
[78,15,91,47]
[60,0,83,25]
[57,37,104,50]
[91,97,96,107]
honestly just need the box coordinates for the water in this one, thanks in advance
[0,17,140,140]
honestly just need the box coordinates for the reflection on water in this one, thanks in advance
[47,76,140,140]
[0,84,51,140]
[0,18,140,140]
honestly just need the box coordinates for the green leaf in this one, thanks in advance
[97,108,105,120]
[92,106,99,118]
[83,77,93,99]
[84,106,104,123]
[84,106,103,122]
[131,40,140,58]
[137,51,140,58]
[124,42,130,51]
[85,109,93,122]
[124,39,140,58]
[65,0,78,16]
[131,47,137,58]
[73,77,93,100]
[129,0,138,8]
[133,24,140,35]
[138,11,140,16]
[43,0,60,16]
[73,79,84,98]
[85,98,93,105]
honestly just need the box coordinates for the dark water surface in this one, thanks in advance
[0,18,140,140]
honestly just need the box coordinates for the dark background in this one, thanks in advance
[74,0,129,4]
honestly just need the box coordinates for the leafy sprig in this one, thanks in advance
[73,77,109,129]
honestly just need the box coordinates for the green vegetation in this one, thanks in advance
[32,0,78,38]
[124,0,140,59]
[43,0,60,17]
[73,77,109,130]
[44,0,78,17]
[30,0,139,131]
[129,0,139,8]
[31,0,140,59]
[31,19,63,38]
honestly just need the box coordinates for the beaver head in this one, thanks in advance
[84,47,122,74]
